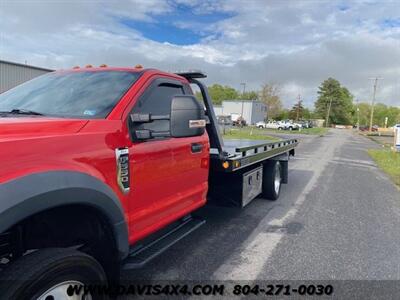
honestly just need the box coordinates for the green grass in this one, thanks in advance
[279,127,329,135]
[223,127,280,141]
[368,149,400,186]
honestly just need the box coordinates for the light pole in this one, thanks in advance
[240,83,246,125]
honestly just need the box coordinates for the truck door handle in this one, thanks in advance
[191,143,203,153]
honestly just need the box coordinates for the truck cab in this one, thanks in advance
[0,66,297,299]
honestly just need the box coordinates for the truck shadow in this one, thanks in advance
[120,169,313,282]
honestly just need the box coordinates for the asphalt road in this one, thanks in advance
[121,129,400,289]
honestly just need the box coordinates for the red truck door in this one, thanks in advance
[126,77,209,243]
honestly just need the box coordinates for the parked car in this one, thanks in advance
[256,120,286,130]
[231,114,246,127]
[217,115,233,133]
[359,125,378,132]
[299,120,312,128]
[280,120,301,131]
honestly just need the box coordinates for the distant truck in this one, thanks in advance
[256,120,302,131]
[231,113,246,127]
[0,67,297,298]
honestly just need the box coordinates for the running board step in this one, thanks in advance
[123,217,205,270]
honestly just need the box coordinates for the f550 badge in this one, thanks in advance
[115,148,130,193]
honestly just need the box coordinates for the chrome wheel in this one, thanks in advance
[38,281,92,300]
[274,163,281,195]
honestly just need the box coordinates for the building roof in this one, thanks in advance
[0,59,54,72]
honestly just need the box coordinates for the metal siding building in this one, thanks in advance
[217,100,267,125]
[0,60,53,93]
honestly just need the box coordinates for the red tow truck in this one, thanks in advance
[0,66,297,298]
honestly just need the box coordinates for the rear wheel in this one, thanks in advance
[0,248,107,300]
[262,161,282,200]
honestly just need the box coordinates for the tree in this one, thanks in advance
[289,99,305,121]
[276,109,289,120]
[259,83,283,120]
[195,84,239,105]
[314,78,354,126]
[241,91,259,100]
[354,102,400,127]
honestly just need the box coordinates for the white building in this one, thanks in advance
[213,100,267,125]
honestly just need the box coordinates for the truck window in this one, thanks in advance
[132,82,184,133]
[0,71,140,119]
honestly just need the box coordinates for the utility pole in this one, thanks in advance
[240,83,246,123]
[368,77,383,132]
[356,99,360,131]
[295,94,302,121]
[325,97,333,128]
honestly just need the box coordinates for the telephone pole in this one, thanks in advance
[356,99,360,131]
[325,97,333,128]
[295,94,302,121]
[368,77,383,132]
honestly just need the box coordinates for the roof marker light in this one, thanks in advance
[135,64,143,69]
[72,66,80,69]
[85,64,93,68]
[99,64,107,68]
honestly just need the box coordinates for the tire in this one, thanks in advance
[288,127,293,131]
[258,126,263,129]
[0,248,107,300]
[278,127,283,130]
[262,161,282,200]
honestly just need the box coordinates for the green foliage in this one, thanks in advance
[241,91,259,100]
[195,84,239,105]
[259,83,283,119]
[195,84,260,105]
[354,102,400,127]
[314,78,354,125]
[275,109,289,120]
[368,149,400,186]
[289,100,304,121]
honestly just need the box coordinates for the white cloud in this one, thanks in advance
[0,0,399,107]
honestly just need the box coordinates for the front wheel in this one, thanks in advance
[262,161,282,200]
[0,248,107,300]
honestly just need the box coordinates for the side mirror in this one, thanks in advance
[170,95,205,137]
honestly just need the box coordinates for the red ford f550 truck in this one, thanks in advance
[0,66,297,298]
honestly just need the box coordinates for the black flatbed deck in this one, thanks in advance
[175,71,298,173]
[210,138,298,172]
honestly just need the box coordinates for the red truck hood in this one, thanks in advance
[0,117,88,140]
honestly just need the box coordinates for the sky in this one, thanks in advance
[0,0,399,108]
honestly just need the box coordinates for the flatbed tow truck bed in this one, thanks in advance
[175,71,299,207]
[210,138,298,172]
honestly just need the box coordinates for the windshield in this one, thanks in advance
[0,70,140,118]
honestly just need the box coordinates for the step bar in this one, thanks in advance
[122,216,205,270]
